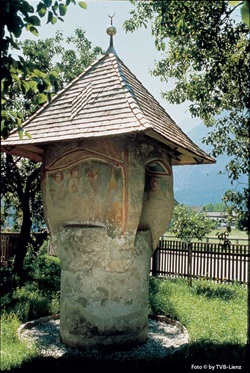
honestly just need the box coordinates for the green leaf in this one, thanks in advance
[161,42,166,51]
[29,26,39,37]
[51,16,57,25]
[59,4,67,16]
[36,93,47,104]
[241,2,250,27]
[33,69,47,79]
[1,110,9,119]
[48,71,58,84]
[79,2,87,9]
[37,4,47,17]
[27,80,38,92]
[13,27,22,38]
[24,131,32,140]
[52,1,59,13]
[11,59,20,69]
[28,16,41,26]
[17,118,22,126]
[8,111,17,122]
[16,112,24,121]
[47,10,53,24]
[43,0,52,6]
[1,126,9,140]
[50,70,58,78]
[18,127,24,140]
[228,1,241,5]
[21,81,30,93]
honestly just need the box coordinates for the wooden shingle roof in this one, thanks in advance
[1,50,215,165]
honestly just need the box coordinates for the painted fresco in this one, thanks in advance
[47,159,124,235]
[144,174,171,200]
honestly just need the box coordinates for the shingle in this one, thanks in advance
[1,51,215,165]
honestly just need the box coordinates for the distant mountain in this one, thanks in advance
[173,123,246,205]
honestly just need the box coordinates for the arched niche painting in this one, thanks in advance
[139,160,173,248]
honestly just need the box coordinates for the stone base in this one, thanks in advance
[18,314,189,361]
[60,322,148,351]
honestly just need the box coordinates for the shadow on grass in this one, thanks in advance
[192,283,238,301]
[4,342,248,373]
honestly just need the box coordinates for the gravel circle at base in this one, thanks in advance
[18,314,189,362]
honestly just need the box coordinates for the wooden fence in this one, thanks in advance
[0,232,47,267]
[165,235,249,245]
[151,239,249,284]
[1,232,249,284]
[1,233,20,266]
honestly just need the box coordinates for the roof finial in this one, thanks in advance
[106,13,117,55]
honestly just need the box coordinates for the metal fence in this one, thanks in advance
[151,239,249,284]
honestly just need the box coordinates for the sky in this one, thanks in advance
[21,0,202,133]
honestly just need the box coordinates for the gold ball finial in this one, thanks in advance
[106,13,117,54]
[107,13,116,36]
[106,25,117,36]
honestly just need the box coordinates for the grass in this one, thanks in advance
[1,277,248,372]
[149,277,247,345]
[207,228,248,240]
[164,227,249,243]
[0,313,37,371]
[149,277,248,371]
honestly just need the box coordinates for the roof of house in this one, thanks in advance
[1,45,215,165]
[189,206,206,213]
[205,212,229,218]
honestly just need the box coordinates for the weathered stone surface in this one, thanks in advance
[41,136,174,348]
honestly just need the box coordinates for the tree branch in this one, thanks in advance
[222,2,243,23]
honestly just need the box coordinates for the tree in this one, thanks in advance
[124,0,250,232]
[204,203,227,212]
[0,0,87,139]
[1,28,103,276]
[1,154,42,274]
[169,205,216,243]
[169,204,216,287]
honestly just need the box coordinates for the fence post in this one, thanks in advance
[152,246,160,276]
[188,242,192,287]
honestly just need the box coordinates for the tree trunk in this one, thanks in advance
[13,195,32,277]
[6,155,42,279]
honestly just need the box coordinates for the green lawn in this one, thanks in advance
[149,277,247,345]
[0,313,37,371]
[149,277,248,370]
[164,228,249,243]
[208,228,248,240]
[1,277,247,372]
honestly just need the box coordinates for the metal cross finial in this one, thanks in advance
[108,13,115,25]
[106,13,117,54]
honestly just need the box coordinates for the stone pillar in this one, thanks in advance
[41,137,174,349]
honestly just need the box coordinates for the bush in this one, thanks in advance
[30,254,61,293]
[149,277,179,319]
[3,282,60,323]
[12,284,52,322]
[23,247,61,292]
[0,265,20,297]
[2,249,61,322]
